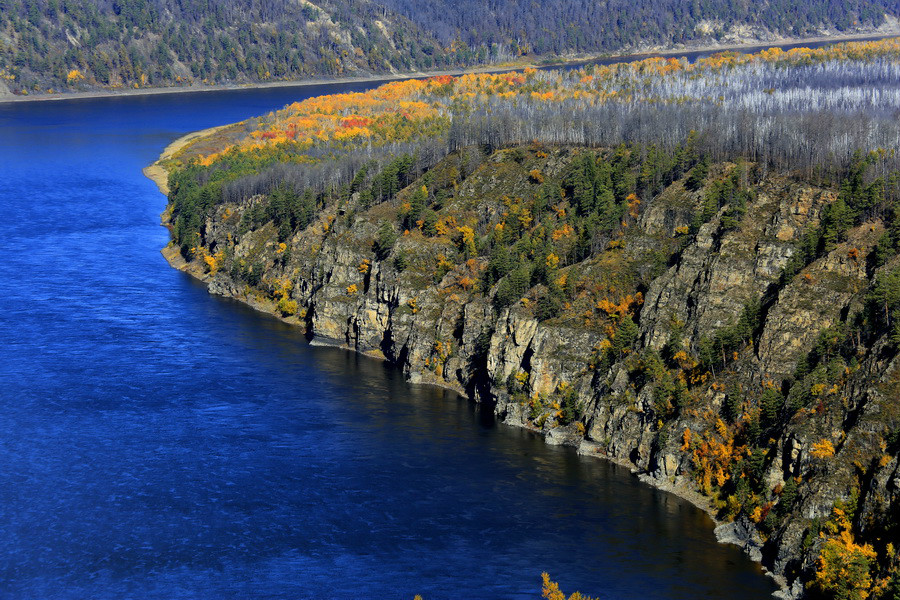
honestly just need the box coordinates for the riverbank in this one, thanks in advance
[142,34,900,590]
[0,62,795,599]
[8,29,898,106]
[143,124,233,195]
[146,128,784,595]
[154,208,787,595]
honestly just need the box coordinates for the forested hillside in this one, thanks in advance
[0,0,451,95]
[155,39,900,599]
[379,0,900,56]
[1,0,898,96]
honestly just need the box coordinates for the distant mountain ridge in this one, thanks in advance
[1,0,898,96]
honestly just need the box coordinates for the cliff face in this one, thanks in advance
[163,145,900,598]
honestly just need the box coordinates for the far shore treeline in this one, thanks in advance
[1,0,898,95]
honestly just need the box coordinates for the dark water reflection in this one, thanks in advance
[0,52,790,599]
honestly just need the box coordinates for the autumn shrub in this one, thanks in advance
[541,572,598,600]
[815,531,877,600]
[277,297,298,316]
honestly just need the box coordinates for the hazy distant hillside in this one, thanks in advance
[0,0,453,95]
[0,0,898,96]
[379,0,900,55]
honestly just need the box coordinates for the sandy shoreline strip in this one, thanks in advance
[6,30,897,106]
[142,124,232,195]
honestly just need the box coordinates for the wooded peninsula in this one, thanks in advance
[153,38,900,600]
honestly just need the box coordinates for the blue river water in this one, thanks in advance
[0,78,781,599]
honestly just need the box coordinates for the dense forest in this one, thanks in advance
[164,39,900,257]
[159,39,900,599]
[380,0,900,56]
[0,0,898,95]
[0,0,451,94]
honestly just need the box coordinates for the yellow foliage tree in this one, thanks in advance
[811,439,836,459]
[814,508,878,600]
[541,573,598,600]
[277,297,298,316]
[681,428,692,451]
[456,226,477,256]
[687,418,742,495]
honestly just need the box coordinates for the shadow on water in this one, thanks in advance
[169,272,777,600]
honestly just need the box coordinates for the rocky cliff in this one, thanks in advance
[158,142,900,599]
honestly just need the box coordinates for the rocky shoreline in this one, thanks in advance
[145,133,790,596]
[146,46,900,589]
[155,240,789,596]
